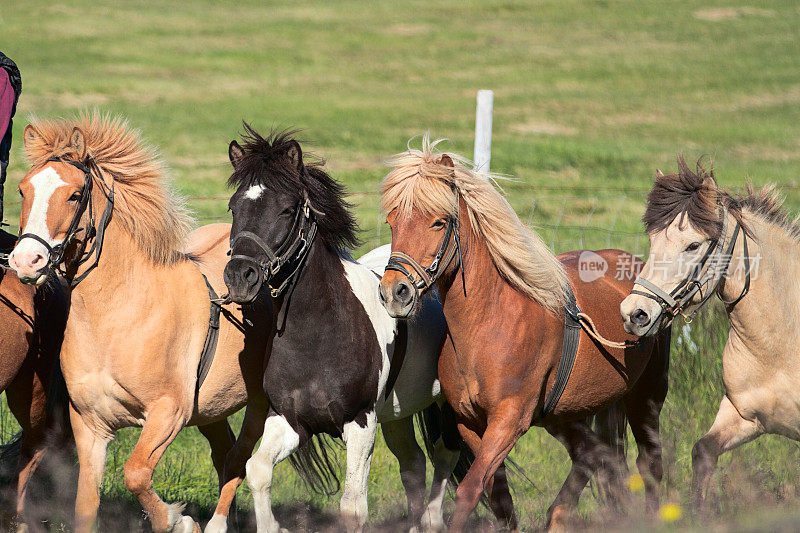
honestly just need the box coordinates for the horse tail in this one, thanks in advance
[288,433,342,496]
[591,402,628,503]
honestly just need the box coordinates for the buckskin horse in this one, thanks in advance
[214,126,460,532]
[620,157,800,510]
[0,230,69,530]
[379,135,672,531]
[6,114,273,532]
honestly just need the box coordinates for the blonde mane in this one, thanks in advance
[382,133,567,311]
[24,113,193,265]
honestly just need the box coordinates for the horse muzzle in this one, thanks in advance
[223,257,263,305]
[379,274,418,319]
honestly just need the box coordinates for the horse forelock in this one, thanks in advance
[382,133,567,311]
[229,123,360,254]
[23,112,192,266]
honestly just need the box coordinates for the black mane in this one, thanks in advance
[228,123,361,254]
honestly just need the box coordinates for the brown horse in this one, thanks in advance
[6,115,273,533]
[378,136,671,531]
[0,230,69,529]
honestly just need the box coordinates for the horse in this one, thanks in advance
[0,229,69,530]
[214,126,460,533]
[6,114,273,533]
[378,135,672,531]
[620,157,800,510]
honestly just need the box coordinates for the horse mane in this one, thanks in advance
[227,123,361,254]
[24,113,192,265]
[643,155,799,240]
[381,133,567,312]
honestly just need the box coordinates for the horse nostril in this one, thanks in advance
[243,266,258,284]
[30,254,45,267]
[632,308,650,327]
[394,281,411,304]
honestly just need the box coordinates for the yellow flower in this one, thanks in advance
[627,473,645,493]
[659,503,682,523]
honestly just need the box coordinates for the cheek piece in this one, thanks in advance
[15,156,115,287]
[385,195,466,300]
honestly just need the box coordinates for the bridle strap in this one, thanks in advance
[632,207,750,329]
[228,198,318,299]
[16,156,114,287]
[385,216,461,293]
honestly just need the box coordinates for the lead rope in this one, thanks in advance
[576,312,640,350]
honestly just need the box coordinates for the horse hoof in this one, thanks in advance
[173,515,199,533]
[546,505,570,532]
[204,514,228,533]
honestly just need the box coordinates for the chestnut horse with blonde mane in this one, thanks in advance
[379,136,672,531]
[7,115,272,533]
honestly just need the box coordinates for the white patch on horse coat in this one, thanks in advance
[244,184,265,200]
[12,166,68,260]
[246,414,301,531]
[340,257,396,407]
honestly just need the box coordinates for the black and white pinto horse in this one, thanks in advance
[210,126,459,533]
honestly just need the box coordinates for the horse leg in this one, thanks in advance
[691,395,761,511]
[545,421,608,531]
[340,410,378,532]
[450,414,522,533]
[245,413,301,533]
[206,400,269,533]
[420,438,459,532]
[71,404,111,533]
[381,416,426,529]
[197,419,236,532]
[123,398,195,533]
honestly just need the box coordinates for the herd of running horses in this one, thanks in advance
[0,114,797,532]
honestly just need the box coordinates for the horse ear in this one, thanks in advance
[440,154,454,168]
[285,140,303,172]
[656,169,664,178]
[71,128,87,160]
[228,140,244,168]
[23,124,40,147]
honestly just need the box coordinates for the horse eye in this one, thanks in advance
[430,219,446,229]
[685,242,701,252]
[68,192,82,203]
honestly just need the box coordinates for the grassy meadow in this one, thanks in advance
[2,0,800,530]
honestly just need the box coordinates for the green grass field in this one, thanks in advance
[2,0,800,530]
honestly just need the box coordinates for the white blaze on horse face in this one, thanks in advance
[11,166,68,268]
[244,184,265,200]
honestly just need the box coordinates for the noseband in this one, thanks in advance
[229,196,318,298]
[631,206,750,332]
[385,215,465,295]
[16,157,114,287]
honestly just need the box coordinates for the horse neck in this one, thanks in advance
[722,212,793,355]
[68,215,194,317]
[435,210,516,327]
[276,233,344,317]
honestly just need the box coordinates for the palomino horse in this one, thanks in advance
[379,136,672,531]
[620,157,796,509]
[0,230,69,529]
[213,127,458,532]
[7,115,273,532]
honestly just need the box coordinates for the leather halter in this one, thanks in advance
[631,206,751,333]
[385,215,465,296]
[17,157,114,287]
[229,196,318,298]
